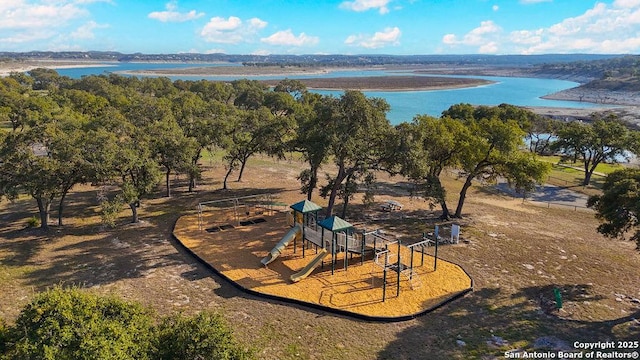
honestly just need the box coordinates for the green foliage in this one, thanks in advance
[153,312,253,360]
[361,173,376,210]
[396,115,471,218]
[442,103,550,217]
[552,116,636,185]
[6,286,154,360]
[26,216,40,228]
[321,90,393,216]
[99,196,124,228]
[587,168,640,250]
[0,317,8,355]
[1,288,253,360]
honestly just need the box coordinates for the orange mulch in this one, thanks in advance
[173,210,473,320]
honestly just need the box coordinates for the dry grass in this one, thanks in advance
[1,155,639,359]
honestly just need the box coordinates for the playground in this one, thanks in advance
[173,196,473,320]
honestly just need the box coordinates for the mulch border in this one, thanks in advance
[171,217,474,322]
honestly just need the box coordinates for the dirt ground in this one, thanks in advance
[1,155,639,359]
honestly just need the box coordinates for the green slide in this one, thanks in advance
[290,248,329,283]
[261,223,302,266]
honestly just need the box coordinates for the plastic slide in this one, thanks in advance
[290,248,329,283]
[261,224,302,266]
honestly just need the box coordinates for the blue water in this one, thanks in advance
[55,63,606,125]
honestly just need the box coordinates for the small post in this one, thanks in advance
[434,235,439,271]
[553,288,563,309]
[382,244,388,302]
[409,247,414,281]
[331,234,336,275]
[396,240,401,297]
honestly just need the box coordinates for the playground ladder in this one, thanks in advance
[400,268,421,289]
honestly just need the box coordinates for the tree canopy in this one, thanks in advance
[552,115,638,185]
[433,104,551,217]
[587,168,640,250]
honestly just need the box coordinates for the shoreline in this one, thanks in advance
[259,76,494,92]
[0,60,113,77]
[115,65,376,78]
[2,61,638,127]
[541,87,640,107]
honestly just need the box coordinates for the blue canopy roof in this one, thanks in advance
[318,216,353,232]
[290,200,323,214]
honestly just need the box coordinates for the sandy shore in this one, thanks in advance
[260,76,494,92]
[0,60,113,77]
[542,87,640,106]
[118,65,338,77]
[115,65,494,91]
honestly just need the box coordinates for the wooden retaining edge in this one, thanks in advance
[170,218,474,323]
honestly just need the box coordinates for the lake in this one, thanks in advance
[55,62,606,125]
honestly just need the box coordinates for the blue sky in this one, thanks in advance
[1,0,640,55]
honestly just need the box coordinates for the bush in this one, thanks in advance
[99,197,124,228]
[2,288,253,360]
[6,286,154,360]
[25,216,39,228]
[0,317,8,355]
[153,311,253,360]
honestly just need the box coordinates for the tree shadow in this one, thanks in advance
[20,223,187,291]
[377,284,640,359]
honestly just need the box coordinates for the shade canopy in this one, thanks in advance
[290,200,323,214]
[318,216,353,232]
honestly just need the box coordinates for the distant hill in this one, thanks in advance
[2,51,637,91]
[528,54,640,87]
[0,51,622,68]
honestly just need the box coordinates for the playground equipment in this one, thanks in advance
[290,248,329,282]
[367,231,445,302]
[262,200,436,296]
[261,223,302,266]
[197,193,286,230]
[262,199,324,271]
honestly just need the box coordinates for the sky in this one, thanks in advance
[1,0,640,55]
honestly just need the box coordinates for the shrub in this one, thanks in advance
[153,311,253,360]
[2,288,254,360]
[0,317,8,355]
[7,286,154,360]
[25,216,39,228]
[100,197,124,228]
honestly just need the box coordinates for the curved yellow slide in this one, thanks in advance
[261,223,302,266]
[290,248,329,283]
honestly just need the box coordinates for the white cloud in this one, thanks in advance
[0,29,55,44]
[345,26,401,49]
[148,1,204,22]
[200,16,267,44]
[261,30,319,46]
[479,41,499,54]
[509,29,543,45]
[443,1,640,54]
[204,48,226,54]
[339,0,392,14]
[252,49,271,56]
[519,1,640,54]
[0,1,87,30]
[70,20,108,39]
[0,0,112,49]
[614,0,640,8]
[492,5,499,11]
[441,20,502,50]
